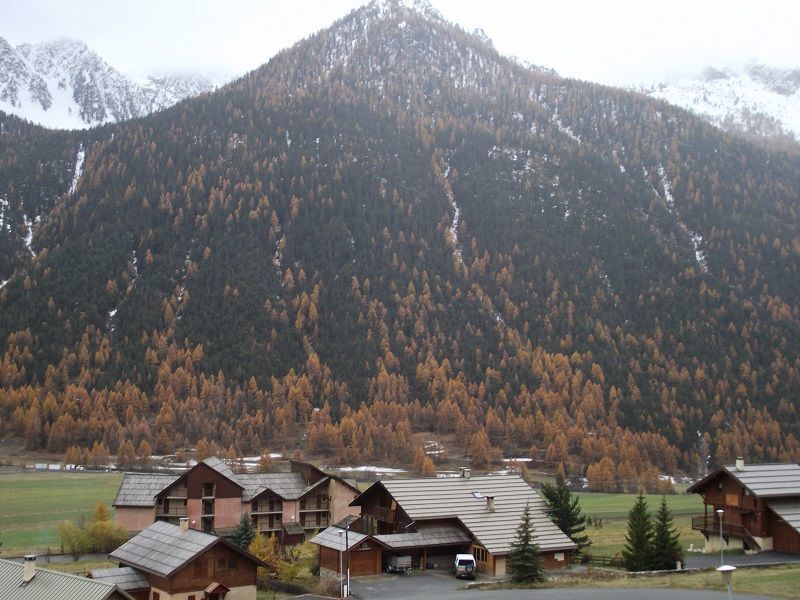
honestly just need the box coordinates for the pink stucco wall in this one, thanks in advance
[115,506,156,534]
[329,479,360,523]
[214,497,244,529]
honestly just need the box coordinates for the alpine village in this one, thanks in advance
[1,1,800,599]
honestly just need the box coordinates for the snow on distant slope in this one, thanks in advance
[644,65,800,143]
[0,36,221,129]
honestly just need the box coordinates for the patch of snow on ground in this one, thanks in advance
[0,197,8,230]
[22,214,35,257]
[688,230,708,272]
[69,145,85,195]
[552,114,581,144]
[658,163,674,208]
[441,157,463,263]
[336,465,407,474]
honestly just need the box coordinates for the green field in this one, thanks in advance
[0,470,122,554]
[576,492,705,557]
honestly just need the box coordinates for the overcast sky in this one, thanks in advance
[3,0,799,86]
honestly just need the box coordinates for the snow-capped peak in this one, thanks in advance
[643,63,800,144]
[0,36,220,129]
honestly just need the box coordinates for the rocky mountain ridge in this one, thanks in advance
[0,36,218,129]
[0,0,798,475]
[643,64,800,147]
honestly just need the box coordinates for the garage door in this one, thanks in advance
[349,548,379,576]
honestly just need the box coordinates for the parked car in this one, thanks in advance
[453,553,476,579]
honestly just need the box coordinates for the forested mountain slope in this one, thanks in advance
[1,0,798,486]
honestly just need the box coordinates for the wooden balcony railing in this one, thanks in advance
[691,516,761,550]
[369,506,396,523]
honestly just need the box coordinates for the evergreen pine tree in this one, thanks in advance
[651,496,683,570]
[232,513,257,549]
[540,474,591,556]
[507,503,544,584]
[622,493,654,572]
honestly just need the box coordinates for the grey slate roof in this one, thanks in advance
[722,463,800,497]
[378,475,577,555]
[0,559,133,600]
[375,524,472,549]
[310,526,370,551]
[688,462,800,498]
[114,460,327,506]
[236,472,314,501]
[109,520,220,577]
[767,500,800,533]
[89,567,149,591]
[113,473,179,507]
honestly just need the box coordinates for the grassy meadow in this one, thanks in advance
[576,492,706,557]
[0,470,122,554]
[554,565,800,599]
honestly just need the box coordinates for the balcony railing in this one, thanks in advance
[156,507,188,516]
[691,516,761,550]
[369,506,396,523]
[252,504,282,514]
[299,503,330,512]
[300,519,330,529]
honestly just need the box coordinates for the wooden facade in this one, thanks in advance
[142,543,257,596]
[319,541,383,577]
[688,462,800,555]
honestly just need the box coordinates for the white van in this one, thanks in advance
[453,553,476,579]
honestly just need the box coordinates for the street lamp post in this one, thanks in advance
[717,564,736,600]
[338,531,344,600]
[716,508,725,566]
[345,523,350,598]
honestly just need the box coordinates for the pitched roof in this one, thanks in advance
[310,526,372,551]
[113,458,337,505]
[89,568,149,592]
[113,473,179,507]
[688,463,800,497]
[200,456,240,484]
[236,472,313,501]
[373,475,577,555]
[767,500,800,534]
[109,521,236,577]
[0,559,133,600]
[375,524,472,549]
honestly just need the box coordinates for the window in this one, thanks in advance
[218,557,226,568]
[193,560,207,577]
[152,593,160,600]
[472,546,488,563]
[228,557,238,569]
[188,596,195,600]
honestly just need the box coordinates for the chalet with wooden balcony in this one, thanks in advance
[113,457,360,544]
[688,459,800,555]
[312,469,577,578]
[104,519,264,600]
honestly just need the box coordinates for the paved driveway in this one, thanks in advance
[346,571,774,600]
